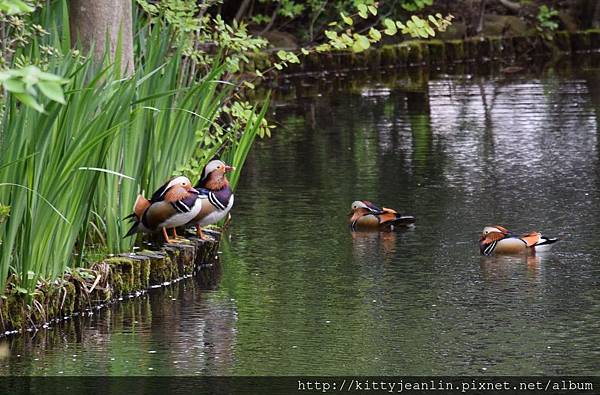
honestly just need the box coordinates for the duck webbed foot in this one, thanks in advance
[162,227,173,244]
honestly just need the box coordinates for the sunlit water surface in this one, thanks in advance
[2,61,600,376]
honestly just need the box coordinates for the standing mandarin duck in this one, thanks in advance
[125,176,201,244]
[479,225,558,256]
[348,200,415,231]
[187,159,235,240]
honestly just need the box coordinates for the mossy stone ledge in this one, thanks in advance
[266,30,599,77]
[0,231,221,336]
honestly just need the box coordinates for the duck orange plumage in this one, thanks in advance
[479,225,558,256]
[348,200,415,231]
[125,176,201,243]
[187,159,235,240]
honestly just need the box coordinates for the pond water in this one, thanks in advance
[2,59,600,376]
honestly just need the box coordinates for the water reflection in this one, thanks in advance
[0,272,238,376]
[2,58,600,375]
[479,254,544,281]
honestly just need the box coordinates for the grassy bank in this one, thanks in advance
[0,1,267,299]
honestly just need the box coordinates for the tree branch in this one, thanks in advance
[498,0,521,13]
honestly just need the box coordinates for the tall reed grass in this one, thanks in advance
[0,3,267,294]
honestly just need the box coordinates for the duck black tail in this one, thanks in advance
[124,221,140,238]
[123,212,137,222]
[538,236,559,246]
[392,215,416,226]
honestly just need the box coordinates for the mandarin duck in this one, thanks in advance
[479,225,558,256]
[125,176,201,243]
[187,159,235,240]
[349,200,416,231]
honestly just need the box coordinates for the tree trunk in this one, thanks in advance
[235,0,252,22]
[69,0,134,76]
[497,0,520,14]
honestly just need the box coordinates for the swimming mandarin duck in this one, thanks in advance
[187,159,235,240]
[479,225,558,256]
[125,176,201,243]
[348,200,416,231]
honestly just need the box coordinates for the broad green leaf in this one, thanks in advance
[38,81,66,104]
[383,18,397,35]
[341,12,353,26]
[325,30,338,41]
[352,34,370,52]
[301,48,310,55]
[368,28,382,41]
[0,0,34,15]
[2,78,26,93]
[14,92,44,112]
[276,50,288,61]
[412,15,425,27]
[357,4,368,18]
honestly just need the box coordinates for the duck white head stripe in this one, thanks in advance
[351,200,369,210]
[160,176,192,197]
[202,160,225,180]
[482,226,503,235]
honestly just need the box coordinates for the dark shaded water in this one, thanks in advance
[2,61,600,376]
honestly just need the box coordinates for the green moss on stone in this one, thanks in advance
[427,40,445,64]
[463,38,479,61]
[141,250,174,284]
[397,45,409,66]
[105,257,137,294]
[553,31,571,53]
[2,293,25,330]
[477,38,491,59]
[112,270,124,296]
[445,40,464,63]
[499,37,515,59]
[586,29,600,50]
[512,35,532,57]
[380,45,398,67]
[488,37,502,60]
[402,41,424,65]
[61,281,76,313]
[366,49,381,70]
[570,31,590,52]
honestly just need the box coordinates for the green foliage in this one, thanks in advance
[537,5,559,35]
[221,95,270,191]
[136,1,269,74]
[0,1,272,294]
[0,54,128,293]
[0,0,33,15]
[0,65,67,112]
[279,0,305,19]
[401,0,434,12]
[0,204,9,224]
[317,6,452,54]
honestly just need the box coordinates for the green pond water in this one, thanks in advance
[1,60,600,376]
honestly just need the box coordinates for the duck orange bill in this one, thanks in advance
[224,165,235,172]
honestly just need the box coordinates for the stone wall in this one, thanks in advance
[246,30,600,75]
[0,231,221,336]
